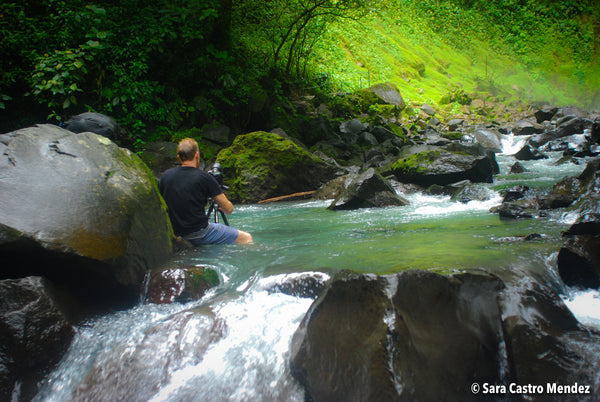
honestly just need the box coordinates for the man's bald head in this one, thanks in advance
[177,138,199,162]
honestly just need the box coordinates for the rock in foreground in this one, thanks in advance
[0,125,173,305]
[290,270,600,401]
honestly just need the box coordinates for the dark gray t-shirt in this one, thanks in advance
[158,166,222,236]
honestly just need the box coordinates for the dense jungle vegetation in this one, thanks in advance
[1,0,598,147]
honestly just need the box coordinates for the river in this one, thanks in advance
[34,134,600,401]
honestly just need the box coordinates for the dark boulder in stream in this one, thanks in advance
[0,124,173,305]
[327,168,409,210]
[290,270,600,401]
[0,277,75,401]
[385,143,496,186]
[556,159,600,289]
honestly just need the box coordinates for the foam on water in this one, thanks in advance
[148,286,312,402]
[563,289,600,330]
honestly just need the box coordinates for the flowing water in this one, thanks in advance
[35,135,600,401]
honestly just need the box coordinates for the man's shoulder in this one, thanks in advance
[161,166,213,181]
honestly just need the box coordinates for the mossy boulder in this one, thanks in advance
[0,125,173,306]
[216,131,337,203]
[385,144,496,186]
[367,82,406,111]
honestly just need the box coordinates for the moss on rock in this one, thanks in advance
[216,131,336,203]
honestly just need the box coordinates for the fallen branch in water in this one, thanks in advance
[258,191,316,204]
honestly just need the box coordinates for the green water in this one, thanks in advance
[181,151,586,281]
[194,201,566,274]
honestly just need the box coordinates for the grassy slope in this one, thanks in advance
[311,2,599,116]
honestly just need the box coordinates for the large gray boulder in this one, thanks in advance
[384,144,496,186]
[0,125,173,304]
[290,270,600,401]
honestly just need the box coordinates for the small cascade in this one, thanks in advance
[500,133,528,155]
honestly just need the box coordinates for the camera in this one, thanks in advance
[208,162,228,189]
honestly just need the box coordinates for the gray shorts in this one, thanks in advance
[184,223,239,245]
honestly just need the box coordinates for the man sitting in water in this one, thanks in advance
[159,138,253,245]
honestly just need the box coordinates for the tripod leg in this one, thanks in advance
[219,210,229,226]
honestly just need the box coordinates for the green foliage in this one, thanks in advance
[169,128,222,161]
[1,0,598,142]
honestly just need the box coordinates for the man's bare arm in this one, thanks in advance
[214,193,233,215]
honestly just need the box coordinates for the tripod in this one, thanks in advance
[206,198,229,226]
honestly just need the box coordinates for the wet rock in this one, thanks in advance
[62,112,120,141]
[514,144,549,161]
[499,278,599,392]
[0,125,173,306]
[502,185,530,202]
[529,116,586,148]
[534,106,558,123]
[473,128,503,153]
[510,161,527,173]
[0,277,75,401]
[450,183,495,203]
[146,266,220,304]
[216,131,337,203]
[264,272,330,299]
[551,158,600,212]
[73,307,225,402]
[385,144,496,186]
[290,270,600,401]
[498,199,542,219]
[512,119,545,135]
[558,234,600,290]
[328,168,409,210]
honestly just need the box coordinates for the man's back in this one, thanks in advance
[158,166,222,237]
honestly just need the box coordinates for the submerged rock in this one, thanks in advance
[146,266,220,304]
[290,270,600,401]
[73,307,225,402]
